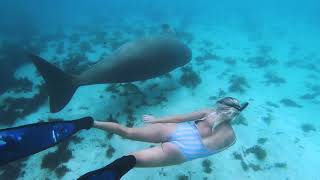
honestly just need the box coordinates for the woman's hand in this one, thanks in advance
[143,114,156,123]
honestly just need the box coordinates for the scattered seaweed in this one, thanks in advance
[106,83,146,108]
[106,145,116,158]
[0,84,47,125]
[106,84,121,94]
[248,163,262,171]
[258,45,272,55]
[288,45,300,56]
[70,136,84,144]
[177,174,189,180]
[263,72,286,86]
[105,114,118,139]
[63,53,95,74]
[257,138,268,145]
[265,101,279,108]
[179,66,201,89]
[303,63,320,73]
[158,168,167,176]
[217,70,230,80]
[176,31,194,43]
[160,24,172,33]
[69,33,80,44]
[261,113,273,125]
[202,40,213,47]
[0,41,31,93]
[79,41,94,53]
[274,162,287,168]
[233,150,286,172]
[109,32,127,50]
[79,106,89,110]
[300,123,316,133]
[126,114,135,128]
[308,84,320,92]
[232,152,249,171]
[233,152,242,160]
[307,73,318,80]
[54,26,66,40]
[55,165,70,178]
[122,101,136,128]
[228,75,250,94]
[41,141,73,171]
[154,94,168,105]
[56,42,65,55]
[202,159,213,174]
[245,145,267,160]
[0,160,26,180]
[110,38,127,50]
[195,51,220,63]
[247,56,277,68]
[300,93,319,100]
[223,57,237,65]
[107,132,114,140]
[285,60,319,73]
[106,114,119,123]
[300,84,320,100]
[285,59,300,67]
[10,78,33,93]
[208,89,227,101]
[92,31,107,45]
[119,83,144,96]
[265,108,273,113]
[280,98,302,108]
[232,114,248,126]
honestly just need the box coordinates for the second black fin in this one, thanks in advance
[0,117,93,166]
[28,54,78,112]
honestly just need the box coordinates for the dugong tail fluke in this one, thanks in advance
[28,54,78,113]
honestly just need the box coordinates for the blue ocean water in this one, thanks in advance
[0,0,319,179]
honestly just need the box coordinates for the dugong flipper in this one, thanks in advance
[29,36,192,113]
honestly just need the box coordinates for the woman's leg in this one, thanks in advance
[78,143,185,180]
[93,121,174,143]
[130,142,186,167]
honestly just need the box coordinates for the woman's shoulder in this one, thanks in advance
[203,123,236,152]
[220,123,236,143]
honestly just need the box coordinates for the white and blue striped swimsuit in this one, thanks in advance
[169,121,216,160]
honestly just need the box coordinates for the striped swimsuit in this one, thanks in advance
[168,121,216,160]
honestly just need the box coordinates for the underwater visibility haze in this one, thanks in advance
[0,0,319,179]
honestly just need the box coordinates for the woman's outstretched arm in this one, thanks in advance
[144,109,211,123]
[93,121,128,136]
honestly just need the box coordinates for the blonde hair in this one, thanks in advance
[212,97,241,128]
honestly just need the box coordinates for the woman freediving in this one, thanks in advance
[78,97,249,180]
[0,97,248,179]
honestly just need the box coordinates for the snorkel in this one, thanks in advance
[239,102,249,111]
[217,98,249,112]
[212,97,249,129]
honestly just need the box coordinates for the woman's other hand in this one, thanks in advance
[143,115,156,123]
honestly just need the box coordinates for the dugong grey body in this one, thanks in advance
[77,36,191,85]
[29,35,192,112]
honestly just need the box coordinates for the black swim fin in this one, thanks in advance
[78,155,136,180]
[0,116,93,166]
[28,53,78,113]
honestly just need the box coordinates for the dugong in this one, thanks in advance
[29,35,192,113]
